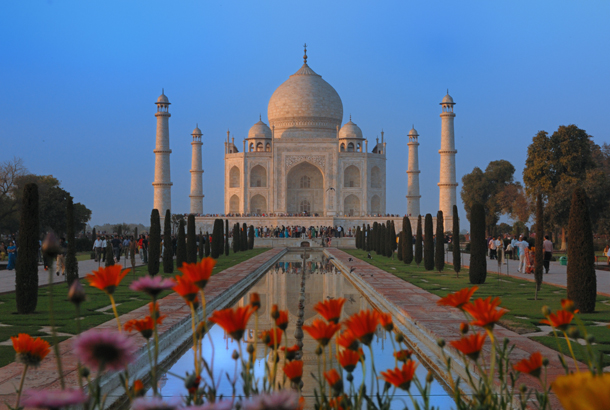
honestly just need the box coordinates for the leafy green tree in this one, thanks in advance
[452,205,461,277]
[424,214,434,270]
[148,209,160,275]
[15,183,39,314]
[566,188,596,312]
[187,215,197,263]
[163,210,173,273]
[534,193,544,299]
[0,157,27,233]
[415,216,423,266]
[469,203,487,284]
[403,216,413,265]
[65,196,78,285]
[176,220,187,267]
[435,211,445,272]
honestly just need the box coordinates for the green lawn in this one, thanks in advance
[0,249,268,368]
[76,251,92,261]
[344,249,610,367]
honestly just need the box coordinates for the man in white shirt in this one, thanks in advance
[93,236,103,262]
[515,235,529,273]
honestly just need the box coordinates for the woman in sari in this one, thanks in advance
[6,241,17,270]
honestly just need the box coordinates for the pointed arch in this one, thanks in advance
[229,166,240,188]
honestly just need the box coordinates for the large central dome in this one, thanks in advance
[268,62,343,139]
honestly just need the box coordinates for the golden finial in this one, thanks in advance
[303,43,307,64]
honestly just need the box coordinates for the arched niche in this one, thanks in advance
[229,195,240,213]
[286,162,324,214]
[344,165,360,188]
[371,195,381,213]
[250,194,267,214]
[344,194,360,216]
[371,166,382,188]
[229,166,240,188]
[250,165,267,187]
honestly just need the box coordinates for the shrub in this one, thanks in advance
[424,214,434,270]
[163,210,173,274]
[469,203,487,284]
[435,211,445,272]
[415,215,423,266]
[15,183,39,314]
[567,188,596,313]
[187,214,197,263]
[176,219,187,267]
[65,196,78,285]
[453,205,461,276]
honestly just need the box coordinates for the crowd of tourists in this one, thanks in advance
[487,234,554,274]
[252,225,352,239]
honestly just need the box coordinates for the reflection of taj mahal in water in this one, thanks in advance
[152,46,458,229]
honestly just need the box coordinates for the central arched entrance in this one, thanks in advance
[286,162,324,215]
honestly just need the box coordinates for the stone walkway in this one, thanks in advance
[0,248,284,409]
[447,251,610,297]
[327,248,576,410]
[0,257,145,294]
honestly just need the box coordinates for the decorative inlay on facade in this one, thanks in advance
[285,155,326,172]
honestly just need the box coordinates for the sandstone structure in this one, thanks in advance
[438,92,457,218]
[406,126,421,217]
[190,125,204,214]
[153,90,172,215]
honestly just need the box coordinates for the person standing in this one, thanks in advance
[101,236,108,262]
[93,236,103,262]
[56,238,67,276]
[543,235,553,274]
[142,234,149,263]
[123,236,131,260]
[489,237,497,260]
[111,235,121,262]
[6,241,17,270]
[515,235,529,273]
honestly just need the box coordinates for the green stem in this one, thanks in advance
[487,330,496,386]
[108,294,122,331]
[15,364,28,409]
[48,264,65,389]
[563,332,580,372]
[75,304,84,393]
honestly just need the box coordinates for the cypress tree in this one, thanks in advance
[211,219,222,259]
[198,232,204,260]
[366,225,371,252]
[204,231,210,257]
[105,242,115,267]
[567,188,596,313]
[378,224,385,255]
[65,196,79,285]
[452,205,461,277]
[163,210,173,273]
[469,203,487,284]
[187,214,197,263]
[424,214,434,270]
[435,211,445,272]
[534,193,544,298]
[148,209,160,275]
[355,226,360,249]
[241,223,248,251]
[397,231,403,261]
[225,220,230,256]
[391,221,397,253]
[15,183,39,314]
[415,215,423,266]
[232,223,239,253]
[248,225,255,250]
[372,222,378,254]
[386,221,393,258]
[176,219,187,267]
[403,216,413,265]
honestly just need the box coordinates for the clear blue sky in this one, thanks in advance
[1,1,608,226]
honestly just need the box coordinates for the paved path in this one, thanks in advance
[0,256,146,294]
[446,251,610,297]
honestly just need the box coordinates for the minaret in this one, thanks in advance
[438,91,457,217]
[406,126,421,216]
[153,90,172,214]
[190,125,204,214]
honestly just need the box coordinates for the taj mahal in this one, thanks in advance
[152,46,458,234]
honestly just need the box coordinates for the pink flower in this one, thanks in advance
[22,388,88,409]
[74,329,136,371]
[130,275,176,298]
[242,391,300,410]
[131,397,182,410]
[188,400,234,410]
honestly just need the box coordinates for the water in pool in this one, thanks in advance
[151,251,455,408]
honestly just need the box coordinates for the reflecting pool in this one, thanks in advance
[152,251,454,408]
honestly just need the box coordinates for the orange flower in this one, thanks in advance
[328,395,348,410]
[11,334,51,367]
[337,348,363,372]
[314,298,346,324]
[178,257,216,289]
[394,349,413,363]
[541,310,575,332]
[132,379,145,397]
[343,310,380,346]
[281,344,300,361]
[124,317,156,339]
[250,292,261,311]
[449,333,487,361]
[86,265,130,295]
[561,299,579,314]
[337,330,359,351]
[464,297,507,330]
[302,319,341,346]
[298,396,305,410]
[380,360,418,391]
[437,286,478,310]
[283,360,303,384]
[172,275,199,302]
[378,312,394,332]
[275,309,289,331]
[271,304,280,319]
[209,306,253,341]
[324,368,343,391]
[148,302,166,323]
[513,352,543,378]
[260,328,282,348]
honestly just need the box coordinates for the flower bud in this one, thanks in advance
[42,232,62,258]
[232,350,239,360]
[68,279,86,306]
[586,334,595,344]
[395,333,404,343]
[437,338,446,348]
[520,384,527,393]
[315,346,323,356]
[426,371,434,384]
[567,326,580,340]
[250,292,261,311]
[346,373,354,383]
[459,323,469,334]
[541,306,551,317]
[542,357,549,367]
[195,322,208,339]
[247,343,255,355]
[80,366,90,378]
[271,304,280,320]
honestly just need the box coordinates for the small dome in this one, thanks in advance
[441,93,454,104]
[408,126,418,137]
[339,119,363,139]
[248,120,272,139]
[157,91,169,104]
[192,125,202,135]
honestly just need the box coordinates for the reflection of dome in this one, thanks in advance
[441,93,454,104]
[339,119,363,139]
[248,120,272,139]
[268,62,343,138]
